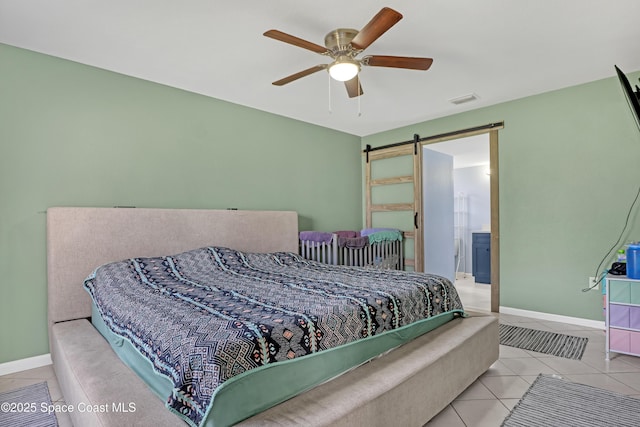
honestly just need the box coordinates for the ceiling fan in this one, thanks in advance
[264,7,433,98]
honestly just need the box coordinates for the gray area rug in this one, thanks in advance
[0,381,58,427]
[502,374,640,427]
[499,323,588,360]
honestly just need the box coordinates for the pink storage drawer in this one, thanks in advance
[631,330,640,355]
[610,328,631,353]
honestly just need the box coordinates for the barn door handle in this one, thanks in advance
[414,212,419,229]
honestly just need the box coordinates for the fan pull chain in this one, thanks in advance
[357,74,362,117]
[328,73,332,114]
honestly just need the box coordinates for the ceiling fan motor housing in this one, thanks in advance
[324,28,359,55]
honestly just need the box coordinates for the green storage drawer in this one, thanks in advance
[631,281,640,305]
[610,280,631,303]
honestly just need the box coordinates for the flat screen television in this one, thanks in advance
[615,65,640,132]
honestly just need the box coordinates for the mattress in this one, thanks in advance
[85,246,464,427]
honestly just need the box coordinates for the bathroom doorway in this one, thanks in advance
[421,131,499,312]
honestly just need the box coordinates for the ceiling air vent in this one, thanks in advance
[448,93,479,105]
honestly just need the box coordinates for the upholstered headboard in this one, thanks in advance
[46,207,298,334]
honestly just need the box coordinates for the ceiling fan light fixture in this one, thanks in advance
[328,56,360,81]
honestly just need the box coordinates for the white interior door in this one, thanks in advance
[422,148,455,282]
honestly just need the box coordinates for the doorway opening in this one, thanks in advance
[422,131,499,312]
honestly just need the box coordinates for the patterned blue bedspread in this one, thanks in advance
[84,246,463,427]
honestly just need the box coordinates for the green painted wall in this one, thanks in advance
[3,39,639,364]
[363,70,640,321]
[0,44,362,364]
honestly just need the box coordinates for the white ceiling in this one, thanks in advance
[1,0,639,137]
[426,134,490,169]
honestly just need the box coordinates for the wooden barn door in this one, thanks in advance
[365,143,423,271]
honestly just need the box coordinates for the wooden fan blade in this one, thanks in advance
[364,55,433,70]
[344,77,364,98]
[272,65,327,86]
[264,29,328,54]
[350,7,403,51]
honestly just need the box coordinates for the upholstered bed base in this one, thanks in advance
[51,314,497,426]
[46,207,498,426]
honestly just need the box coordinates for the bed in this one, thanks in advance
[47,207,498,427]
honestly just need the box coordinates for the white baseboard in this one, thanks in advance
[0,354,52,376]
[500,306,605,330]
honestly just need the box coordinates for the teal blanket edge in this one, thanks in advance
[92,302,462,427]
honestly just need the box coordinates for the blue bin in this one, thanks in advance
[626,244,640,279]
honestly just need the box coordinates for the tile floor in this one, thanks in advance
[455,273,492,312]
[0,363,72,427]
[2,284,640,427]
[424,276,640,426]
